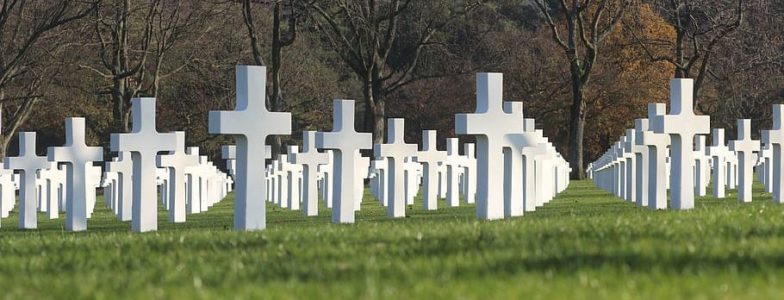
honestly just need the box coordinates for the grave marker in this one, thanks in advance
[111,98,176,232]
[455,73,523,220]
[5,132,49,229]
[209,66,290,230]
[157,132,199,223]
[374,119,417,218]
[316,100,372,223]
[651,79,709,210]
[416,130,447,211]
[729,119,760,203]
[48,118,103,231]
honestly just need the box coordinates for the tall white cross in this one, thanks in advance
[48,118,103,231]
[642,103,670,210]
[209,66,291,230]
[708,129,730,198]
[292,131,329,216]
[455,73,523,220]
[729,119,760,203]
[416,130,446,211]
[111,98,176,232]
[5,132,49,229]
[374,118,417,218]
[157,132,199,223]
[316,100,371,223]
[651,79,709,210]
[763,105,784,203]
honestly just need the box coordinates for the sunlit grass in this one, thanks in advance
[0,180,782,299]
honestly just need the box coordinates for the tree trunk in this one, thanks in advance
[112,78,126,133]
[568,74,586,180]
[0,101,6,159]
[269,2,285,160]
[363,73,385,145]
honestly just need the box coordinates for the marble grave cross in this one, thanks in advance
[455,73,524,220]
[48,118,104,231]
[5,132,49,229]
[729,119,760,203]
[708,129,730,198]
[642,103,670,210]
[292,131,329,216]
[209,66,291,230]
[374,118,418,218]
[416,130,447,211]
[157,132,200,223]
[651,79,709,210]
[111,98,177,232]
[316,100,372,224]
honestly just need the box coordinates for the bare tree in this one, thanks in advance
[629,0,743,112]
[533,0,630,179]
[242,0,299,159]
[82,0,197,133]
[0,0,96,157]
[308,0,480,143]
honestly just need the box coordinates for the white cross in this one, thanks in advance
[693,135,710,197]
[729,119,760,203]
[502,102,535,216]
[622,129,636,202]
[521,119,547,212]
[316,100,372,223]
[763,105,784,203]
[106,153,133,221]
[279,151,303,210]
[110,98,176,232]
[5,132,49,229]
[461,143,477,204]
[276,156,291,209]
[708,128,730,198]
[37,162,64,220]
[445,138,461,207]
[157,132,199,223]
[651,79,710,210]
[370,159,389,206]
[209,66,290,230]
[185,147,204,214]
[47,118,103,231]
[416,130,446,211]
[374,118,417,218]
[632,119,649,207]
[292,131,329,216]
[286,147,304,211]
[455,73,523,220]
[642,103,670,210]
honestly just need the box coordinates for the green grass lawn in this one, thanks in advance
[1,180,784,299]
